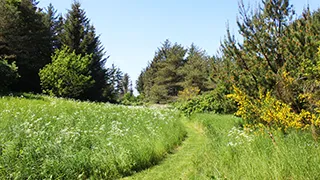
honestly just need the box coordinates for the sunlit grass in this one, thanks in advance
[192,113,320,179]
[0,95,186,179]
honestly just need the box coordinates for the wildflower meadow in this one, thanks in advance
[0,95,186,179]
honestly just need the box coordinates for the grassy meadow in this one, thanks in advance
[189,114,320,179]
[126,114,320,179]
[1,95,320,179]
[0,95,186,179]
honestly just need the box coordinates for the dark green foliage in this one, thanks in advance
[43,3,63,52]
[121,73,130,95]
[39,47,94,99]
[104,64,124,103]
[144,40,187,103]
[136,70,145,94]
[0,0,52,93]
[0,58,19,92]
[139,40,190,103]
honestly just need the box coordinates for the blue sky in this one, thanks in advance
[38,0,319,93]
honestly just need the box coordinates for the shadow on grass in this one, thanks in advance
[1,92,47,101]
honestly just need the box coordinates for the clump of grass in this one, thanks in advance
[0,95,186,179]
[192,113,320,179]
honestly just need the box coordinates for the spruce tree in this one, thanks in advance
[43,3,63,52]
[60,2,109,101]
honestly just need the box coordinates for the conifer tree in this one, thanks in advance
[0,0,52,92]
[141,40,187,103]
[222,0,295,96]
[178,43,211,91]
[43,3,63,52]
[121,73,130,95]
[60,2,109,101]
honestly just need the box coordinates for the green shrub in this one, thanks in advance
[120,93,145,106]
[39,47,94,99]
[175,85,236,116]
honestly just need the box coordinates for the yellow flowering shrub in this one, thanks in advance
[227,86,260,124]
[228,86,318,132]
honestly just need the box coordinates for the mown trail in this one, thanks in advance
[122,120,210,180]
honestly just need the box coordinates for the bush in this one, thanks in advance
[228,86,319,132]
[0,59,19,92]
[39,47,94,99]
[120,93,143,106]
[174,85,236,116]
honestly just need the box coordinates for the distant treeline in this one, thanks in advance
[138,0,320,132]
[0,0,132,102]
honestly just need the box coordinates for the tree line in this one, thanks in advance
[136,40,214,103]
[138,0,320,131]
[0,0,132,102]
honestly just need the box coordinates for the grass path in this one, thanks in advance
[122,120,210,180]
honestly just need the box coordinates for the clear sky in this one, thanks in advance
[37,0,319,93]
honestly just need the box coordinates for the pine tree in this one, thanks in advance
[136,70,145,94]
[141,40,187,103]
[178,43,211,91]
[222,0,295,96]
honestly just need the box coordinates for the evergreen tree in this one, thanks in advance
[136,70,145,94]
[105,64,123,102]
[43,3,63,52]
[121,73,130,95]
[0,0,52,92]
[222,0,295,97]
[141,40,187,103]
[60,2,109,101]
[178,43,211,91]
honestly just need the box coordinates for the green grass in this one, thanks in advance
[0,95,186,179]
[194,113,320,179]
[124,113,320,179]
[123,120,209,180]
[2,95,319,179]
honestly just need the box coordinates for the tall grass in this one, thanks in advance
[192,113,320,179]
[0,95,186,179]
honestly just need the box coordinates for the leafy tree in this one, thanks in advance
[39,47,94,99]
